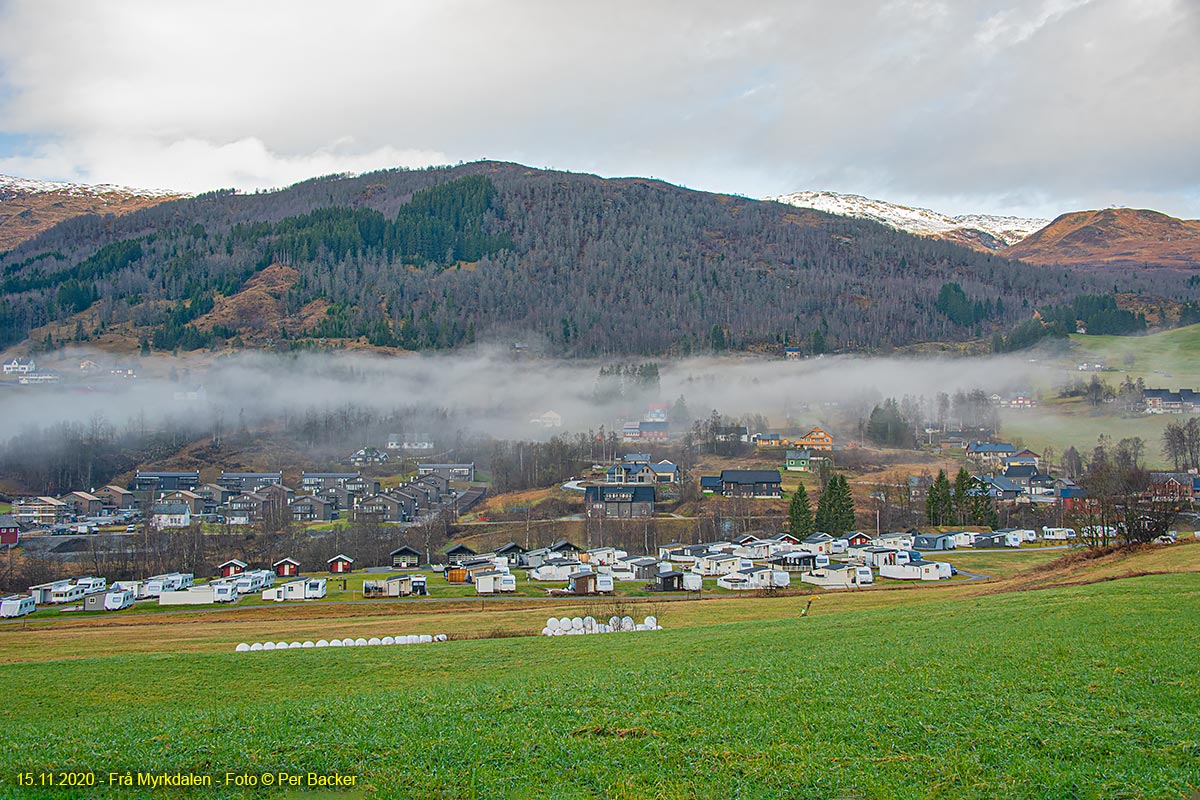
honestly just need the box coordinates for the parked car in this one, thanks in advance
[125,524,137,532]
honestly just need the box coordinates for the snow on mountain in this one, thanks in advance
[0,173,183,199]
[767,190,1049,250]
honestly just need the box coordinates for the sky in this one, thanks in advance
[0,0,1197,218]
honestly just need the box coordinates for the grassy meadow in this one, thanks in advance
[2,545,1198,799]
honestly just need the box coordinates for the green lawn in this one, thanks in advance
[2,574,1196,799]
[1067,323,1200,387]
[0,501,11,514]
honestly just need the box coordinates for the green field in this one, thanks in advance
[1067,323,1200,387]
[2,570,1197,799]
[0,501,11,514]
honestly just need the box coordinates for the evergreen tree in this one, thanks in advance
[968,478,1000,527]
[787,484,814,537]
[952,467,973,524]
[815,474,856,536]
[925,469,954,526]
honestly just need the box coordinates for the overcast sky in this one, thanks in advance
[0,0,1197,218]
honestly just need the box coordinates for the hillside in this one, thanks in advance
[0,174,182,252]
[1002,208,1200,269]
[767,190,1048,252]
[0,163,1186,358]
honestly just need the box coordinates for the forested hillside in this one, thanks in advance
[1,162,1192,356]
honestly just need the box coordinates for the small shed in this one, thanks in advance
[327,554,355,574]
[653,571,685,592]
[217,559,248,578]
[444,543,477,566]
[273,557,301,578]
[567,571,599,595]
[444,565,468,584]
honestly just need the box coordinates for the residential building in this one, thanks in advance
[584,485,656,518]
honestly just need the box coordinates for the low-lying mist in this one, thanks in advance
[0,345,1059,444]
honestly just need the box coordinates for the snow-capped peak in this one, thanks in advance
[0,173,184,199]
[766,190,1049,248]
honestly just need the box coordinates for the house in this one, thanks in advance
[585,485,655,518]
[0,595,36,618]
[226,492,268,525]
[418,463,476,482]
[606,461,656,484]
[615,556,660,581]
[784,449,829,472]
[389,545,422,569]
[691,552,744,576]
[975,475,1023,500]
[770,551,829,572]
[700,476,722,494]
[388,433,435,451]
[652,571,685,592]
[719,470,783,498]
[94,485,138,512]
[354,494,406,524]
[529,558,583,581]
[348,446,389,466]
[264,559,297,580]
[289,495,336,522]
[1146,472,1200,502]
[861,546,906,568]
[879,560,952,581]
[217,472,283,493]
[872,531,914,550]
[770,532,802,547]
[134,471,200,492]
[0,515,20,547]
[566,571,613,595]
[784,346,802,360]
[649,461,680,484]
[796,426,834,451]
[530,410,563,428]
[217,559,248,578]
[800,564,873,588]
[387,574,427,596]
[495,542,526,565]
[582,546,626,566]
[637,421,669,441]
[300,472,360,494]
[150,502,192,529]
[714,425,750,443]
[14,496,68,526]
[83,587,136,612]
[327,554,354,574]
[59,491,104,517]
[444,543,477,566]
[966,442,1016,466]
[2,357,36,374]
[912,532,957,551]
[843,531,872,548]
[799,532,836,555]
[158,490,205,517]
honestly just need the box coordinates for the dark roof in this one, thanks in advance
[1003,464,1038,479]
[0,514,19,528]
[495,542,526,554]
[550,540,580,551]
[720,469,782,484]
[445,543,477,555]
[967,442,1015,454]
[700,476,722,488]
[390,545,421,556]
[584,485,655,503]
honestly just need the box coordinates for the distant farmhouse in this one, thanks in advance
[1143,388,1200,414]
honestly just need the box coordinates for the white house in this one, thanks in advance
[861,547,912,568]
[583,546,626,566]
[0,594,35,617]
[873,532,914,550]
[733,538,783,560]
[800,564,874,588]
[691,552,745,576]
[2,357,35,375]
[529,559,583,581]
[880,560,952,581]
[799,533,836,555]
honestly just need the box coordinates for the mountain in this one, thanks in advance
[0,174,183,252]
[1001,208,1200,270]
[767,190,1049,253]
[0,162,1184,358]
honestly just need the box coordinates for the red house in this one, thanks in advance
[217,558,247,578]
[327,554,354,574]
[273,557,300,578]
[843,531,872,547]
[0,514,18,547]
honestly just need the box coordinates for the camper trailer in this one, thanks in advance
[0,595,35,618]
[83,587,136,611]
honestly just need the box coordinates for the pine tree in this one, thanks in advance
[815,474,856,536]
[968,478,1000,528]
[952,467,973,524]
[925,469,953,526]
[787,484,814,537]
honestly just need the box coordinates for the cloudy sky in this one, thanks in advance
[0,0,1197,218]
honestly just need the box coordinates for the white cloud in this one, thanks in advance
[0,0,1196,216]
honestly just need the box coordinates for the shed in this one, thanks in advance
[327,554,355,574]
[653,571,685,592]
[217,559,248,578]
[273,557,301,578]
[444,543,477,566]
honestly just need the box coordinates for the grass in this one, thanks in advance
[1067,323,1200,387]
[0,570,1196,799]
[0,501,11,514]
